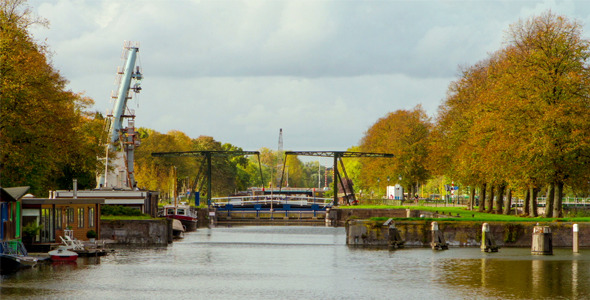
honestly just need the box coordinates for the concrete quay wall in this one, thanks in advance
[101,219,173,245]
[328,208,446,226]
[346,220,590,248]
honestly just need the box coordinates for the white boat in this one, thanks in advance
[49,246,78,262]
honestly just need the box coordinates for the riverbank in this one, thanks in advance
[346,219,589,248]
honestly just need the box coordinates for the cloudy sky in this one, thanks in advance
[27,0,590,156]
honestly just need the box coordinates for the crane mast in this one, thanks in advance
[97,42,143,189]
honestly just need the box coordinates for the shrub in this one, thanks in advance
[101,205,143,216]
[23,222,41,238]
[86,230,97,239]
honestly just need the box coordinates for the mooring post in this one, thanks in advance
[573,224,579,253]
[481,223,498,252]
[387,221,405,249]
[430,221,448,250]
[531,224,552,255]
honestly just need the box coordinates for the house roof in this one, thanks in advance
[0,186,30,202]
[22,198,106,205]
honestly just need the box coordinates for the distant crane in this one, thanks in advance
[275,128,284,188]
[96,41,143,189]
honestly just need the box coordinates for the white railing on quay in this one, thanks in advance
[211,195,332,208]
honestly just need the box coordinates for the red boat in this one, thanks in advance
[49,246,78,262]
[161,202,198,232]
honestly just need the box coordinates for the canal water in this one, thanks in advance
[1,226,589,299]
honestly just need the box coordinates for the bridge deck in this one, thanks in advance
[212,195,332,211]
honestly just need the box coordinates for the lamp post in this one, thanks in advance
[377,178,380,198]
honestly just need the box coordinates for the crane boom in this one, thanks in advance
[97,42,143,189]
[109,46,142,145]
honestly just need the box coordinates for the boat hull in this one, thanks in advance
[49,248,79,262]
[0,254,37,274]
[50,255,78,262]
[168,215,197,231]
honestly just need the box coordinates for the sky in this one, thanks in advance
[26,0,590,158]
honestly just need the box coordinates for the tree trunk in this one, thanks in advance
[469,187,475,211]
[523,189,530,216]
[495,184,505,214]
[486,185,494,213]
[529,187,538,217]
[553,181,564,218]
[545,183,555,218]
[478,183,486,212]
[503,189,512,215]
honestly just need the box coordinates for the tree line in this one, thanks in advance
[357,12,590,217]
[4,2,589,217]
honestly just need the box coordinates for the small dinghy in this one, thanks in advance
[49,246,78,262]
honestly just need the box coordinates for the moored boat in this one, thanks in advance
[161,202,198,231]
[0,241,38,274]
[49,246,78,262]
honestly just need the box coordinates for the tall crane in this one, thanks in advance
[96,41,143,189]
[275,128,284,187]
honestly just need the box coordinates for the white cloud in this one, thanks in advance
[26,0,590,153]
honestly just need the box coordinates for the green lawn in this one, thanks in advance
[341,205,590,223]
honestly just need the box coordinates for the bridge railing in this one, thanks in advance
[211,195,333,208]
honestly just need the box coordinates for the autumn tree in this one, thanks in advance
[432,12,590,216]
[359,106,431,198]
[501,12,590,217]
[1,0,101,195]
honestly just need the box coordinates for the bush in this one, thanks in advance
[86,230,97,239]
[101,205,144,216]
[23,222,41,238]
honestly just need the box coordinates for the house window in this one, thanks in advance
[40,208,53,242]
[78,208,85,228]
[55,208,62,229]
[66,208,75,226]
[88,207,94,227]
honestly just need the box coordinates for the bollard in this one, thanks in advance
[387,223,405,250]
[430,221,448,250]
[531,225,553,255]
[573,224,579,253]
[481,223,498,252]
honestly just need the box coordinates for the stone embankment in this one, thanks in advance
[327,207,452,226]
[101,219,173,245]
[346,219,590,248]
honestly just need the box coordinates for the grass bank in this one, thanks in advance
[340,205,590,223]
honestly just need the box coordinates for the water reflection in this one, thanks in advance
[1,226,588,299]
[435,248,590,299]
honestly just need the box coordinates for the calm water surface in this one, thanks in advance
[1,225,589,299]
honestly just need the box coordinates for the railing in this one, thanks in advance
[512,197,590,207]
[0,241,28,255]
[211,195,332,208]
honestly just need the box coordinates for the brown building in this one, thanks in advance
[22,197,104,243]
